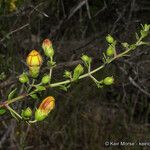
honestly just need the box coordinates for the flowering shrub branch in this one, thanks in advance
[0,24,150,124]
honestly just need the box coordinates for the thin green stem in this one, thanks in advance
[0,34,146,108]
[29,120,37,124]
[49,68,53,83]
[0,93,29,108]
[6,105,22,119]
[6,94,28,105]
[49,37,143,88]
[27,79,35,92]
[87,63,99,84]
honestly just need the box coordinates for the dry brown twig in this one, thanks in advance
[0,23,29,43]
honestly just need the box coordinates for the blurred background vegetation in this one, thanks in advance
[0,0,150,149]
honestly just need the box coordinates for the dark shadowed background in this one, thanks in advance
[0,0,150,150]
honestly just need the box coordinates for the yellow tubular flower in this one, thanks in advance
[26,50,43,67]
[35,96,55,121]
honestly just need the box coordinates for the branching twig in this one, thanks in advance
[0,24,29,43]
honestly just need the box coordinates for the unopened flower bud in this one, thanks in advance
[19,73,29,83]
[26,50,43,67]
[81,55,92,66]
[35,96,55,121]
[64,70,71,78]
[106,34,114,44]
[41,75,50,84]
[106,45,114,56]
[21,107,32,118]
[122,42,129,48]
[103,76,114,85]
[42,39,54,58]
[73,64,84,80]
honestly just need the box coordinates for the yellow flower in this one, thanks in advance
[9,0,17,12]
[9,2,17,12]
[26,50,43,67]
[35,96,55,121]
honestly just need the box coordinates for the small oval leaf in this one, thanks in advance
[30,94,38,99]
[0,109,6,115]
[8,88,17,100]
[35,86,46,92]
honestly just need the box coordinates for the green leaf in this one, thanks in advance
[135,33,139,40]
[30,94,38,99]
[73,64,84,80]
[47,61,56,67]
[0,109,6,115]
[8,88,17,100]
[35,86,46,92]
[144,24,150,31]
[59,85,68,91]
[140,30,148,38]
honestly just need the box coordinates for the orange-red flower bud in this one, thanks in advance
[42,39,52,48]
[42,39,54,58]
[35,96,55,121]
[39,96,55,113]
[26,50,43,67]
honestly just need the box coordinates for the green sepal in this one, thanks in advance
[35,109,47,121]
[47,61,56,67]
